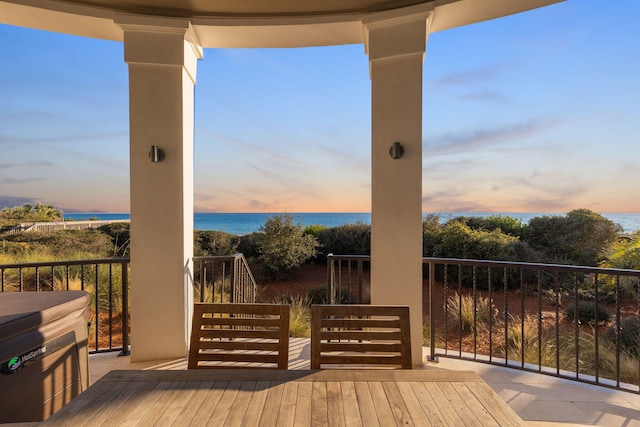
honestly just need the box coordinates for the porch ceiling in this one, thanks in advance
[30,0,432,17]
[0,0,563,47]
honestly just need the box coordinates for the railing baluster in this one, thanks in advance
[357,259,363,304]
[120,261,130,356]
[488,267,493,362]
[458,265,463,356]
[428,260,437,362]
[473,265,477,358]
[109,263,113,350]
[574,272,580,379]
[595,272,600,383]
[615,274,621,388]
[537,269,542,373]
[555,272,560,376]
[520,268,525,368]
[636,274,640,393]
[504,267,508,366]
[94,263,99,353]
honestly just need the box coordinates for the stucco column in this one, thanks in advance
[364,8,430,367]
[118,17,202,362]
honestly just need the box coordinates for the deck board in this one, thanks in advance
[189,381,228,426]
[339,381,362,427]
[408,381,447,426]
[353,381,380,427]
[169,381,215,426]
[240,381,270,426]
[293,380,312,427]
[276,381,299,427]
[47,369,526,426]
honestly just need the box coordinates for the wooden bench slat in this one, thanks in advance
[198,329,280,340]
[310,304,411,369]
[198,341,281,352]
[196,353,280,364]
[320,342,403,353]
[195,303,288,315]
[320,318,401,328]
[200,317,282,327]
[320,330,403,341]
[319,355,403,365]
[189,303,290,370]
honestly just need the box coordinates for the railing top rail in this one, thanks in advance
[193,254,242,262]
[0,258,130,269]
[327,254,640,277]
[423,257,640,277]
[1,255,249,269]
[327,254,371,261]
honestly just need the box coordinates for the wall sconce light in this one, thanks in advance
[149,145,165,163]
[389,141,404,159]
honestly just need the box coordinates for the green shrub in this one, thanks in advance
[303,224,326,239]
[434,221,520,261]
[600,230,640,273]
[98,222,130,257]
[526,209,621,266]
[237,232,261,260]
[194,230,240,256]
[604,316,639,356]
[257,214,319,276]
[316,223,370,259]
[564,301,612,324]
[307,285,354,305]
[423,214,443,257]
[455,214,527,238]
[1,230,112,259]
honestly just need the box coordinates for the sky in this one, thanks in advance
[0,0,639,214]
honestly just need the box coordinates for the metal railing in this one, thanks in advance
[327,254,371,304]
[1,254,257,355]
[0,258,130,355]
[193,254,258,304]
[327,254,640,393]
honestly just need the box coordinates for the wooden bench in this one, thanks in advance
[310,304,412,369]
[188,303,290,369]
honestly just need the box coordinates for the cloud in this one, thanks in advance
[248,199,273,211]
[431,61,520,87]
[0,161,54,169]
[197,128,307,168]
[424,119,561,156]
[423,157,484,175]
[0,176,45,184]
[455,91,508,104]
[0,132,127,146]
[249,164,319,198]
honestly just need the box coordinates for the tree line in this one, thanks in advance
[1,204,638,277]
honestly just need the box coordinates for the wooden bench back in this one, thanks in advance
[310,304,412,369]
[188,303,290,369]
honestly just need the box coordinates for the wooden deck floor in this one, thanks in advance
[46,369,525,426]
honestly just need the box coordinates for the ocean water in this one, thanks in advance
[64,212,640,235]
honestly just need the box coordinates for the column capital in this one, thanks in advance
[116,15,202,82]
[363,3,432,64]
